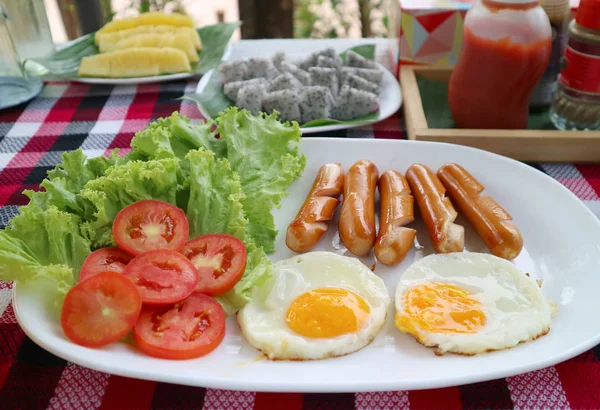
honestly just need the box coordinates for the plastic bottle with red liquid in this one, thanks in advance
[448,0,553,129]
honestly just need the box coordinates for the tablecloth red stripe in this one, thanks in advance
[0,80,598,409]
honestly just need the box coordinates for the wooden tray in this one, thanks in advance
[400,66,600,163]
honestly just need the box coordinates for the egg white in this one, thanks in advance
[394,253,555,355]
[237,251,391,360]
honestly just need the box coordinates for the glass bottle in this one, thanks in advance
[448,0,552,129]
[550,0,600,131]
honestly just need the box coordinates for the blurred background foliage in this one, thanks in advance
[55,0,388,40]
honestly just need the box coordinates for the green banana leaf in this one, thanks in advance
[25,22,241,79]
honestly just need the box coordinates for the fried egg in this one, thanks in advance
[394,253,555,355]
[237,252,390,360]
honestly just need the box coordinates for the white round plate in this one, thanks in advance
[72,72,199,85]
[13,138,600,392]
[194,63,402,134]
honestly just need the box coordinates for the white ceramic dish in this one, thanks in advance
[72,72,199,85]
[13,138,600,393]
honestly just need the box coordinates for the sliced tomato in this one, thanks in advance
[134,293,225,360]
[61,271,142,348]
[123,249,198,305]
[180,234,247,296]
[79,247,133,282]
[113,200,189,256]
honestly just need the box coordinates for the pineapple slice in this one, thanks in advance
[96,25,201,51]
[96,12,194,37]
[78,47,192,78]
[99,32,199,63]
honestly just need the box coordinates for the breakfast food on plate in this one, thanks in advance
[406,164,464,254]
[339,160,379,256]
[286,163,345,253]
[96,25,201,53]
[100,31,200,63]
[217,47,384,124]
[78,47,192,78]
[134,292,226,360]
[237,252,390,360]
[394,253,555,355]
[77,12,199,78]
[437,163,523,260]
[0,108,306,359]
[95,11,194,36]
[374,170,416,266]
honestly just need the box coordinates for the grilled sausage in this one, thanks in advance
[339,160,379,256]
[374,170,417,266]
[437,163,523,260]
[286,163,344,253]
[406,164,464,253]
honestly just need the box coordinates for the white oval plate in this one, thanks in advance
[72,72,199,85]
[194,63,402,134]
[13,138,600,392]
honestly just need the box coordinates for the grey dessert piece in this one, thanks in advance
[309,67,339,99]
[345,49,379,70]
[218,59,247,83]
[298,86,336,123]
[224,78,269,101]
[236,83,267,116]
[246,57,280,80]
[263,89,302,123]
[340,67,383,85]
[268,72,303,92]
[346,73,381,95]
[330,85,379,121]
[280,61,312,86]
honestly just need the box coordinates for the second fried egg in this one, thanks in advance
[394,253,555,355]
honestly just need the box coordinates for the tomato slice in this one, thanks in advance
[180,234,247,296]
[113,200,189,256]
[123,249,198,305]
[61,271,142,348]
[134,293,226,360]
[79,247,133,282]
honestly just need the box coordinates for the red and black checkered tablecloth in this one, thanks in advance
[1,80,600,409]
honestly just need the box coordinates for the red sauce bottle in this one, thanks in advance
[448,0,553,129]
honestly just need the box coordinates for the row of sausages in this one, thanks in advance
[286,160,523,265]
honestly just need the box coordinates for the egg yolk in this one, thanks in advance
[397,282,486,334]
[286,288,370,338]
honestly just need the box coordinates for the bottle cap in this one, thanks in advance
[576,0,600,31]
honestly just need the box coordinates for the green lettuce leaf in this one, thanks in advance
[215,108,306,253]
[80,158,181,248]
[128,110,305,253]
[185,149,246,239]
[5,205,91,275]
[0,231,74,301]
[20,149,123,219]
[215,244,273,315]
[185,148,273,314]
[0,203,92,302]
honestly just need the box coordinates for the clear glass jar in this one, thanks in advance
[448,0,552,129]
[0,7,43,111]
[2,0,55,60]
[550,0,600,131]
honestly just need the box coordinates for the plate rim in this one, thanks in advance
[12,137,600,393]
[193,63,402,134]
